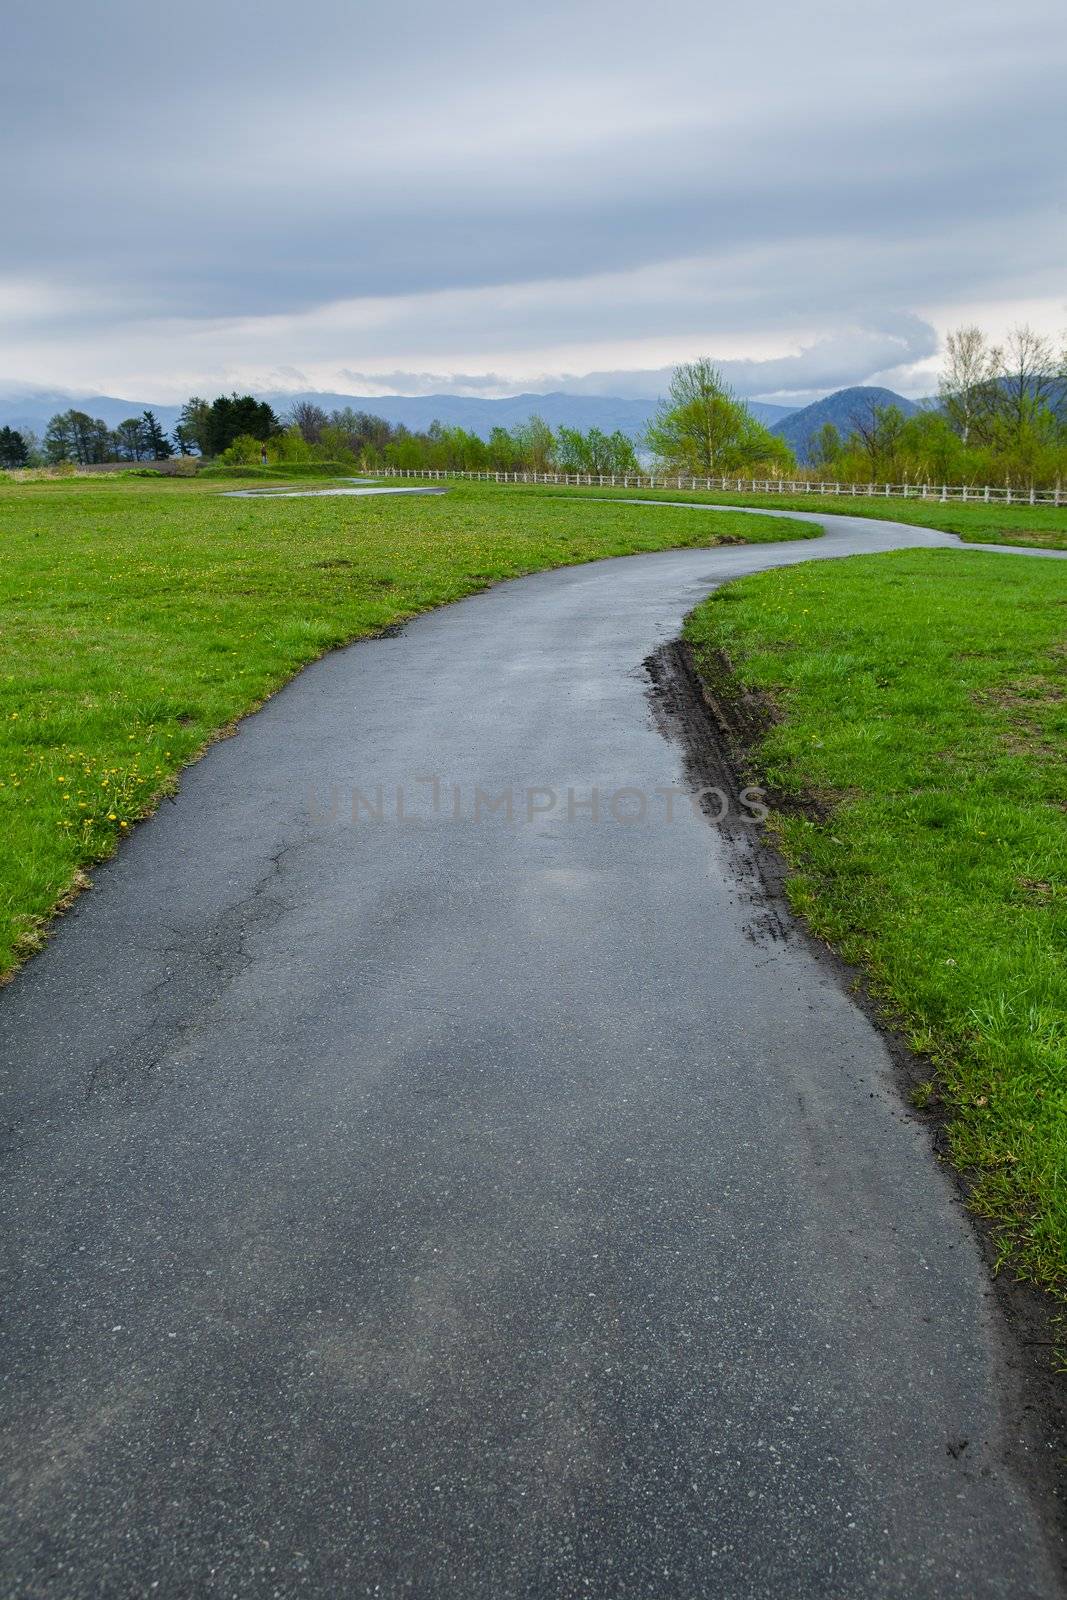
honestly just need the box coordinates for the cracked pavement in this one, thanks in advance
[1,510,1064,1597]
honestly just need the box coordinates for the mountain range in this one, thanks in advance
[0,385,795,444]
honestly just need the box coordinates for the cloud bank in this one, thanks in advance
[2,0,1064,402]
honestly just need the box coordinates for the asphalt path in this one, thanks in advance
[2,509,1064,1597]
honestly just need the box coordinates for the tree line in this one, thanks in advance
[3,324,1064,485]
[0,369,794,477]
[806,325,1067,488]
[0,395,280,468]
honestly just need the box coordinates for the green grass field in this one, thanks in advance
[488,480,1067,551]
[685,550,1067,1294]
[0,474,813,974]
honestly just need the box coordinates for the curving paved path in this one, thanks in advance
[1,510,1064,1597]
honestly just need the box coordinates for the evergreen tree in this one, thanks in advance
[202,394,280,456]
[0,427,29,468]
[140,410,170,459]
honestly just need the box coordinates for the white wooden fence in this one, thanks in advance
[368,466,1064,507]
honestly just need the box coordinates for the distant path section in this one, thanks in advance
[222,482,448,499]
[1,511,1063,1597]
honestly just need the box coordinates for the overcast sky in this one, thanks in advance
[2,0,1065,403]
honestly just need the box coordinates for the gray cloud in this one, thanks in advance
[2,0,1065,398]
[296,317,940,403]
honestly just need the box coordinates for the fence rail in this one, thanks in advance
[369,466,1064,507]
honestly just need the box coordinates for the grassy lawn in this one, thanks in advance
[490,481,1067,551]
[0,474,814,976]
[684,550,1067,1294]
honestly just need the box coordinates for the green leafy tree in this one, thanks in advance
[218,433,266,465]
[114,418,147,460]
[808,421,841,468]
[556,425,640,474]
[895,410,968,483]
[511,414,556,472]
[0,427,29,468]
[603,429,640,473]
[646,359,794,474]
[42,414,73,462]
[485,426,524,471]
[384,430,424,471]
[172,424,194,456]
[43,409,115,465]
[421,423,488,471]
[269,426,313,463]
[177,397,211,453]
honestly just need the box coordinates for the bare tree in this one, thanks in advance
[287,401,329,444]
[847,400,905,474]
[996,324,1058,431]
[938,326,1000,444]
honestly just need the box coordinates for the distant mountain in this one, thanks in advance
[0,389,187,437]
[262,389,664,439]
[259,389,797,437]
[747,400,797,427]
[771,387,922,462]
[915,375,1067,420]
[0,385,797,444]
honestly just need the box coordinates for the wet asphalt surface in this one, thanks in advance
[2,508,1064,1598]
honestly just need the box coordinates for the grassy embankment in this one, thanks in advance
[0,473,813,975]
[483,480,1067,551]
[685,549,1067,1294]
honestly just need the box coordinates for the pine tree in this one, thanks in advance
[140,411,170,459]
[0,427,29,468]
